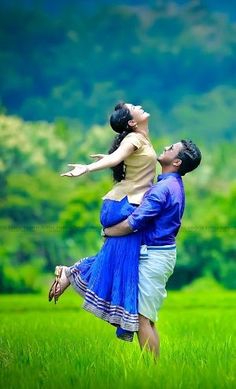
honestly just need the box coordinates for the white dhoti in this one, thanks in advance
[138,244,176,322]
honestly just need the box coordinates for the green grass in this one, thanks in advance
[0,289,235,389]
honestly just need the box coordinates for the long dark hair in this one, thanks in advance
[108,103,134,182]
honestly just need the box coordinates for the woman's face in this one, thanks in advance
[125,103,150,123]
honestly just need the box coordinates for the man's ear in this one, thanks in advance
[128,119,137,128]
[173,158,182,167]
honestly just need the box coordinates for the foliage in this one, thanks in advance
[1,1,236,291]
[0,258,45,293]
[59,176,112,259]
[0,112,236,292]
[0,1,236,143]
[170,159,236,289]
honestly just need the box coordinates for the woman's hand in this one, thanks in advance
[89,154,106,161]
[61,164,88,177]
[61,143,135,176]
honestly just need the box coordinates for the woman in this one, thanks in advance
[49,102,157,341]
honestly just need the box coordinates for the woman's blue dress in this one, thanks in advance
[67,196,141,341]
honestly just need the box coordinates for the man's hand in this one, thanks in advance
[104,219,133,237]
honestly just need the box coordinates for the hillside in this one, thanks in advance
[0,0,236,142]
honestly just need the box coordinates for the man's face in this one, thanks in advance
[125,103,150,123]
[157,142,183,166]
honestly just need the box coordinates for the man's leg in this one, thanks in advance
[150,321,160,355]
[137,314,160,357]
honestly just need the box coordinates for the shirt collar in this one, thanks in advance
[157,172,181,182]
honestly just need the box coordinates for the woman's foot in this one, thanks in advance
[48,266,70,304]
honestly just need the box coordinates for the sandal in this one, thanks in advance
[48,266,70,304]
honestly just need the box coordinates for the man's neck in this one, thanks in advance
[161,167,179,174]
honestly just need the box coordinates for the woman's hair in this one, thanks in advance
[177,140,202,176]
[108,103,134,182]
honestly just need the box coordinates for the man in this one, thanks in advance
[104,140,202,356]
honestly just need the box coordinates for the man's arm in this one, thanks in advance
[104,219,133,237]
[104,186,167,237]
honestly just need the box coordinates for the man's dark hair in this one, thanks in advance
[109,103,134,182]
[177,140,202,176]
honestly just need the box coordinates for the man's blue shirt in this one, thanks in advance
[127,172,185,246]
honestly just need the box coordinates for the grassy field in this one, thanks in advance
[0,289,235,389]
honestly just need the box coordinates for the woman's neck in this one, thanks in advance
[135,121,149,138]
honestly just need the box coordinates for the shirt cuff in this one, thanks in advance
[127,215,138,231]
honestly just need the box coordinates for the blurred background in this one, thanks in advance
[0,0,235,293]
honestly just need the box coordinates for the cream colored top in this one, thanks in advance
[103,132,157,205]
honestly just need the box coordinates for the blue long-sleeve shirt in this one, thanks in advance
[127,172,185,246]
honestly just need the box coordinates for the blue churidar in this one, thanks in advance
[67,196,141,341]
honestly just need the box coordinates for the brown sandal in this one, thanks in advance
[48,266,70,304]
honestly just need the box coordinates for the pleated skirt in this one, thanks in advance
[66,196,141,341]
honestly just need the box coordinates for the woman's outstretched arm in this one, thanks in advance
[61,142,136,178]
